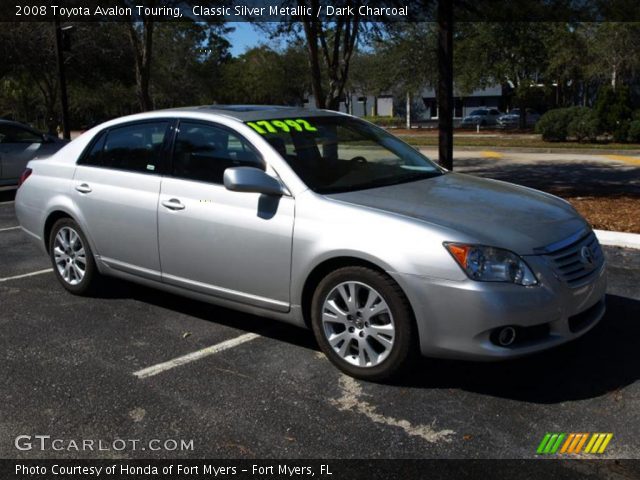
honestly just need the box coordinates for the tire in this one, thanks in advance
[311,266,416,381]
[49,218,100,295]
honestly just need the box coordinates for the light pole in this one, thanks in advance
[437,0,454,171]
[54,18,71,140]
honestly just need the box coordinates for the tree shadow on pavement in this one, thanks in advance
[457,158,640,198]
[397,294,640,403]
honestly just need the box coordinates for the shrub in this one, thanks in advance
[567,107,599,142]
[595,85,632,134]
[362,115,404,127]
[613,120,630,143]
[536,108,572,141]
[627,119,640,143]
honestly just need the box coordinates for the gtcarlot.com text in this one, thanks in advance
[14,435,194,452]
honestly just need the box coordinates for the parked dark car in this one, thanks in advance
[460,108,503,127]
[0,119,67,189]
[497,108,541,129]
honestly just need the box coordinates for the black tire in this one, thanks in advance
[49,218,100,295]
[311,266,417,381]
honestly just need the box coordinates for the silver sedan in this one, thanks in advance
[15,106,606,380]
[0,119,67,189]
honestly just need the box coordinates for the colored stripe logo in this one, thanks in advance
[537,433,612,454]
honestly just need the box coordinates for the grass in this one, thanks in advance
[394,132,640,151]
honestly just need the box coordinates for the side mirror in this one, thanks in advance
[223,167,286,196]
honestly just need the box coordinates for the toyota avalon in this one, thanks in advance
[15,106,606,380]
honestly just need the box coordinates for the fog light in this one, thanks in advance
[497,326,517,346]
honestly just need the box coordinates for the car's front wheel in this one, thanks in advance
[49,218,99,295]
[311,266,416,381]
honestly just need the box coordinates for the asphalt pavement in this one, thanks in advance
[420,149,640,198]
[0,186,639,460]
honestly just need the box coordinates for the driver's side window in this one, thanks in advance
[171,122,263,185]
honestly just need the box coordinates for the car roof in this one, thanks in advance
[160,105,344,122]
[0,119,42,132]
[0,119,30,127]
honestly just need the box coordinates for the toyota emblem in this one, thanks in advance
[580,245,594,266]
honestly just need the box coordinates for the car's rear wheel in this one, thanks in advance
[311,266,416,381]
[49,218,99,295]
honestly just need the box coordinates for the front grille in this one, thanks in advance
[545,231,604,288]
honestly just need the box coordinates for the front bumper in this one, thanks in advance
[393,257,607,360]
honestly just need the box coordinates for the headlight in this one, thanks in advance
[444,243,538,286]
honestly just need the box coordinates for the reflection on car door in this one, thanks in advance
[0,124,45,183]
[157,120,294,312]
[73,121,170,280]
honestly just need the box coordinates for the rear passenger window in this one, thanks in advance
[101,122,168,173]
[172,122,262,184]
[79,132,105,166]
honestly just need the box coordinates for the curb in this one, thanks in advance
[595,229,640,250]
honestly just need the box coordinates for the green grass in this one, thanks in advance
[397,134,640,151]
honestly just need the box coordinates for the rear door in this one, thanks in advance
[157,120,294,311]
[73,120,171,280]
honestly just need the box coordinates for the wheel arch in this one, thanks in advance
[43,210,75,253]
[300,256,417,331]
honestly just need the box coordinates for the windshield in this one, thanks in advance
[469,110,487,116]
[245,116,443,194]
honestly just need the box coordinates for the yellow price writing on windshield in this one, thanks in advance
[247,119,318,134]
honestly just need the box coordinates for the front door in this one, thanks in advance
[157,120,294,311]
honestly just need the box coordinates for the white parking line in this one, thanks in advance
[133,332,260,379]
[0,200,15,205]
[0,226,20,232]
[0,268,53,283]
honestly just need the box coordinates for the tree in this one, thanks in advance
[0,23,60,131]
[263,0,362,110]
[152,21,231,108]
[125,13,155,111]
[455,22,551,128]
[219,43,309,106]
[586,23,640,90]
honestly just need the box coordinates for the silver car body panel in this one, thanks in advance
[0,120,67,186]
[15,106,607,360]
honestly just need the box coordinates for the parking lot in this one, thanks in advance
[1,189,639,460]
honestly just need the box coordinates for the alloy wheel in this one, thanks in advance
[321,281,395,368]
[53,226,87,286]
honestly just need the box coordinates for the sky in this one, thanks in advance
[226,22,267,56]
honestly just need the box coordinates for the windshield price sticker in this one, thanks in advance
[246,119,317,134]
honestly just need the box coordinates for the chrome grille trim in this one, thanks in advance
[544,231,604,288]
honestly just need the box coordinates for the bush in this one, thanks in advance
[536,108,573,141]
[613,120,630,143]
[567,107,599,142]
[595,85,632,134]
[362,115,404,127]
[628,119,640,143]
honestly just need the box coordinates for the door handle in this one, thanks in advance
[161,198,185,210]
[75,183,92,193]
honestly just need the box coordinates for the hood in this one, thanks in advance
[326,173,587,255]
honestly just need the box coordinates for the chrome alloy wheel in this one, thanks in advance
[321,281,395,368]
[53,226,87,286]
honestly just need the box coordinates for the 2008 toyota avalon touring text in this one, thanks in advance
[15,106,606,380]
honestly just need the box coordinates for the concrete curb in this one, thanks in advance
[595,229,640,250]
